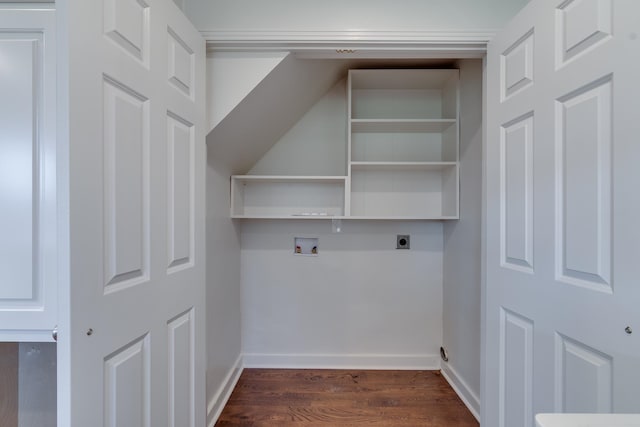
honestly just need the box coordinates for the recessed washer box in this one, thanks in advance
[294,237,318,256]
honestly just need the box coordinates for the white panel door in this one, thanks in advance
[0,9,57,341]
[59,0,205,425]
[485,0,640,425]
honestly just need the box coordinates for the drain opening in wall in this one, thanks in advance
[294,237,318,256]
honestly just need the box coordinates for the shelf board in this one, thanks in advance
[350,69,459,90]
[232,175,347,184]
[345,215,459,221]
[231,214,459,220]
[231,214,341,220]
[351,119,456,133]
[350,161,458,171]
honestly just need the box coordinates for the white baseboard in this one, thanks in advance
[440,363,480,422]
[206,354,244,427]
[242,353,440,370]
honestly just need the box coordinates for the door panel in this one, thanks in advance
[500,309,534,427]
[556,0,612,64]
[485,0,640,425]
[556,77,612,291]
[501,113,534,272]
[103,334,151,427]
[103,0,150,64]
[103,77,150,290]
[555,333,612,413]
[0,9,57,340]
[167,112,195,272]
[63,0,205,425]
[168,309,195,427]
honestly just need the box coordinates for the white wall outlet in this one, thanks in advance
[396,235,410,249]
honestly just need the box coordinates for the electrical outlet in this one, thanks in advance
[396,235,410,249]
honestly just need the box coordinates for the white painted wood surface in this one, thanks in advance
[0,9,57,341]
[536,414,640,427]
[484,1,640,425]
[230,68,460,220]
[231,176,346,218]
[60,0,206,425]
[347,69,459,219]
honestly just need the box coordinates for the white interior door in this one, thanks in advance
[59,0,205,425]
[484,0,640,425]
[0,9,57,341]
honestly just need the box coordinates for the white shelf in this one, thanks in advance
[345,216,460,221]
[230,69,460,221]
[350,69,459,90]
[231,175,346,183]
[231,215,459,220]
[231,214,339,220]
[350,166,458,219]
[347,69,459,219]
[231,175,347,218]
[350,161,457,171]
[351,119,456,133]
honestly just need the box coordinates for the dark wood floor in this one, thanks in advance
[215,369,479,426]
[0,343,18,427]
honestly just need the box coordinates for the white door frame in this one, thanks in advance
[201,31,493,418]
[201,30,493,58]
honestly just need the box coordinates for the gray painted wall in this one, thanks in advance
[442,58,484,414]
[205,143,243,422]
[185,0,529,34]
[18,343,56,427]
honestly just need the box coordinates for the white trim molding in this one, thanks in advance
[202,29,495,58]
[243,353,440,370]
[441,363,481,422]
[207,354,244,427]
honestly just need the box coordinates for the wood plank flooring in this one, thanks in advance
[0,343,18,427]
[215,369,479,426]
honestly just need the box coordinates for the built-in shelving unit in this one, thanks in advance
[348,69,459,220]
[230,175,346,219]
[230,69,460,220]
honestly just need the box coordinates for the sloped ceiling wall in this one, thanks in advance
[206,55,350,175]
[206,52,289,131]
